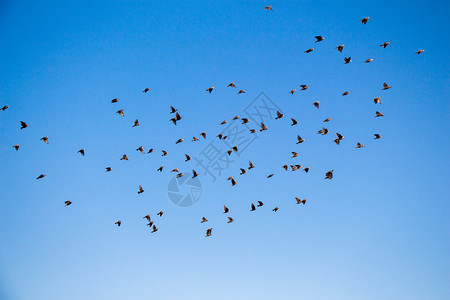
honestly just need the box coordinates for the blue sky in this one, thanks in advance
[0,0,449,299]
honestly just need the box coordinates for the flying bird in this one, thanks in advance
[300,85,309,90]
[205,228,213,237]
[325,170,334,179]
[78,149,85,156]
[272,207,279,212]
[105,167,112,172]
[336,45,344,53]
[257,201,264,207]
[275,111,284,119]
[264,5,272,11]
[143,88,150,93]
[200,132,207,139]
[228,82,236,87]
[344,57,352,64]
[292,152,299,158]
[157,211,164,217]
[185,154,191,162]
[120,154,128,160]
[143,214,152,222]
[373,97,381,104]
[176,138,184,144]
[260,122,268,132]
[138,185,144,194]
[20,121,28,130]
[382,82,391,90]
[291,118,298,126]
[415,50,425,55]
[342,91,350,96]
[375,111,384,117]
[111,98,119,103]
[304,48,314,53]
[361,17,370,24]
[295,197,307,205]
[240,168,247,175]
[206,87,214,93]
[37,174,46,180]
[248,161,255,170]
[201,217,208,223]
[115,221,122,227]
[161,150,168,156]
[132,119,140,127]
[290,89,297,94]
[40,136,49,144]
[380,42,390,48]
[227,176,237,186]
[116,109,124,117]
[12,144,20,151]
[323,118,331,122]
[170,106,177,114]
[355,142,365,149]
[251,203,256,211]
[296,135,305,144]
[157,166,164,172]
[136,146,145,154]
[237,90,246,94]
[267,174,274,178]
[227,217,234,223]
[374,134,382,139]
[365,58,374,63]
[223,205,230,213]
[64,201,72,206]
[313,101,320,109]
[192,170,199,178]
[303,167,310,173]
[148,148,154,154]
[1,106,9,111]
[151,225,158,233]
[315,36,325,42]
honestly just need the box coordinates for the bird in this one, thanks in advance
[248,161,255,170]
[342,91,350,96]
[176,173,184,178]
[36,174,46,180]
[192,137,199,142]
[147,148,154,154]
[136,146,145,154]
[132,119,140,127]
[315,36,325,42]
[77,149,85,156]
[147,221,154,227]
[365,58,374,63]
[380,42,390,48]
[382,82,391,90]
[313,101,320,109]
[251,203,256,211]
[249,129,256,133]
[205,228,213,237]
[303,167,310,173]
[170,112,183,125]
[200,132,207,139]
[185,154,191,162]
[291,165,301,171]
[64,201,72,206]
[272,207,279,212]
[291,118,298,126]
[232,115,240,121]
[120,154,128,161]
[355,142,365,149]
[361,17,370,24]
[143,214,152,222]
[260,122,268,131]
[192,170,199,178]
[336,133,344,141]
[323,118,331,122]
[237,90,246,94]
[374,134,382,139]
[151,225,158,233]
[304,48,314,53]
[296,136,305,144]
[228,82,236,87]
[375,111,384,117]
[257,201,264,207]
[227,217,234,223]
[176,138,184,144]
[12,144,20,151]
[282,164,288,171]
[143,88,150,93]
[290,89,297,94]
[325,170,334,179]
[220,120,228,125]
[171,168,179,173]
[157,166,164,172]
[264,5,272,11]
[40,136,49,144]
[157,211,164,217]
[344,57,352,64]
[20,121,28,129]
[267,174,274,178]
[295,197,307,205]
[170,106,177,114]
[138,185,144,194]
[223,205,230,213]
[373,97,381,104]
[1,105,9,111]
[161,150,168,156]
[300,85,309,90]
[115,221,122,227]
[275,111,284,119]
[292,152,299,158]
[105,167,112,172]
[111,98,119,103]
[206,87,214,93]
[227,177,237,186]
[241,118,249,124]
[116,109,124,117]
[415,50,425,55]
[201,217,208,223]
[240,168,247,175]
[336,45,344,53]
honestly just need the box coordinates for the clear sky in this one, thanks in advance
[0,1,449,299]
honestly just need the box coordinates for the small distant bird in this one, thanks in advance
[260,122,268,132]
[382,82,391,90]
[375,111,384,117]
[336,133,344,141]
[303,167,310,173]
[171,168,179,173]
[355,142,365,149]
[291,118,298,126]
[325,170,334,179]
[300,85,309,90]
[282,164,288,171]
[176,173,184,178]
[251,203,256,211]
[185,154,191,162]
[136,146,145,154]
[223,205,230,213]
[227,217,234,223]
[313,101,320,109]
[344,57,352,64]
[415,50,425,55]
[295,197,307,205]
[111,98,119,103]
[176,138,184,144]
[315,36,325,42]
[143,214,151,222]
[143,88,150,93]
[374,134,382,139]
[267,174,274,178]
[115,221,122,227]
[374,97,381,104]
[170,106,177,114]
[138,185,144,194]
[36,174,46,180]
[20,121,28,129]
[220,120,228,125]
[161,150,168,156]
[342,91,350,96]
[40,136,49,144]
[240,168,247,175]
[275,111,284,119]
[292,152,299,158]
[217,133,224,139]
[200,132,207,139]
[249,129,256,133]
[170,112,183,125]
[13,144,20,151]
[264,5,272,11]
[205,228,213,237]
[201,217,208,223]
[228,82,236,87]
[147,221,154,227]
[365,58,374,63]
[148,148,154,154]
[237,90,246,94]
[1,105,9,111]
[323,118,331,122]
[206,87,214,93]
[232,115,240,121]
[257,201,264,207]
[157,166,164,172]
[120,154,128,160]
[272,207,279,212]
[248,161,255,170]
[132,119,140,127]
[304,48,314,53]
[360,17,370,24]
[290,89,297,94]
[241,118,249,124]
[105,167,112,172]
[192,170,199,178]
[296,135,305,144]
[151,225,158,233]
[64,201,72,206]
[336,45,344,53]
[78,149,85,156]
[157,211,164,217]
[227,177,237,186]
[116,109,124,117]
[380,42,390,48]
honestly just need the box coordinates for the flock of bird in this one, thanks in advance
[2,7,425,238]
